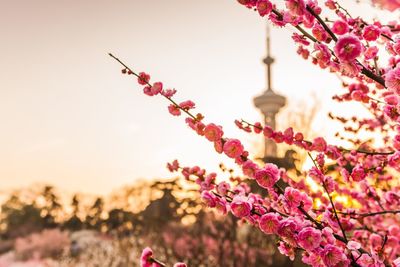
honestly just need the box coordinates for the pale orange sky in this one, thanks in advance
[0,1,397,196]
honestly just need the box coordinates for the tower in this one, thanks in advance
[253,25,286,158]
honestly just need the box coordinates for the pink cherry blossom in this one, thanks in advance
[321,244,347,267]
[259,213,280,234]
[334,35,363,62]
[203,123,223,142]
[167,159,179,172]
[332,20,349,35]
[325,0,336,9]
[256,0,272,16]
[364,46,378,60]
[372,0,400,11]
[285,0,306,16]
[242,160,259,178]
[151,82,163,95]
[351,165,366,182]
[346,240,361,250]
[297,227,322,250]
[363,25,381,41]
[201,191,217,208]
[179,100,195,110]
[223,139,244,158]
[168,104,181,116]
[140,247,160,267]
[278,218,300,246]
[386,65,400,95]
[278,241,295,261]
[254,163,279,189]
[161,88,177,98]
[311,137,327,152]
[138,72,150,85]
[284,187,313,213]
[230,195,252,218]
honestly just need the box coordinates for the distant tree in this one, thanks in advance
[85,197,104,230]
[1,194,44,238]
[63,194,83,231]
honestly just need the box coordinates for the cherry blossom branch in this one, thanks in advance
[307,153,348,243]
[271,9,318,43]
[240,119,394,155]
[306,5,338,42]
[303,5,386,86]
[339,209,400,218]
[108,53,199,122]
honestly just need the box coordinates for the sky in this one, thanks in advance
[0,0,398,196]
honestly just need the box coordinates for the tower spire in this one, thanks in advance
[253,23,286,158]
[263,24,275,92]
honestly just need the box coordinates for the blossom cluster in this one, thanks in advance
[110,1,400,266]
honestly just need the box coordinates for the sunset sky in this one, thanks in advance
[0,1,397,196]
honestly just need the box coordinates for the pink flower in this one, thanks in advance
[259,213,280,234]
[314,43,331,68]
[346,240,361,250]
[278,218,300,246]
[293,33,310,46]
[364,46,378,60]
[370,233,382,249]
[223,139,244,158]
[140,247,160,267]
[334,35,363,62]
[372,0,400,11]
[312,24,329,42]
[263,125,274,138]
[143,86,153,96]
[161,88,177,98]
[278,241,295,261]
[173,263,187,267]
[151,82,163,95]
[257,0,272,16]
[386,65,400,95]
[214,140,223,154]
[203,123,224,142]
[302,249,324,266]
[332,20,349,35]
[138,72,150,85]
[363,25,381,41]
[217,181,230,195]
[168,104,181,116]
[389,151,400,169]
[179,100,195,110]
[394,39,400,55]
[242,160,259,178]
[201,191,217,207]
[325,0,336,9]
[284,187,312,212]
[285,0,306,16]
[254,163,279,189]
[230,195,252,218]
[358,254,377,266]
[166,159,179,172]
[351,165,366,182]
[297,227,322,250]
[394,257,400,267]
[237,0,257,7]
[215,198,229,215]
[338,61,362,77]
[321,245,347,267]
[311,137,327,152]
